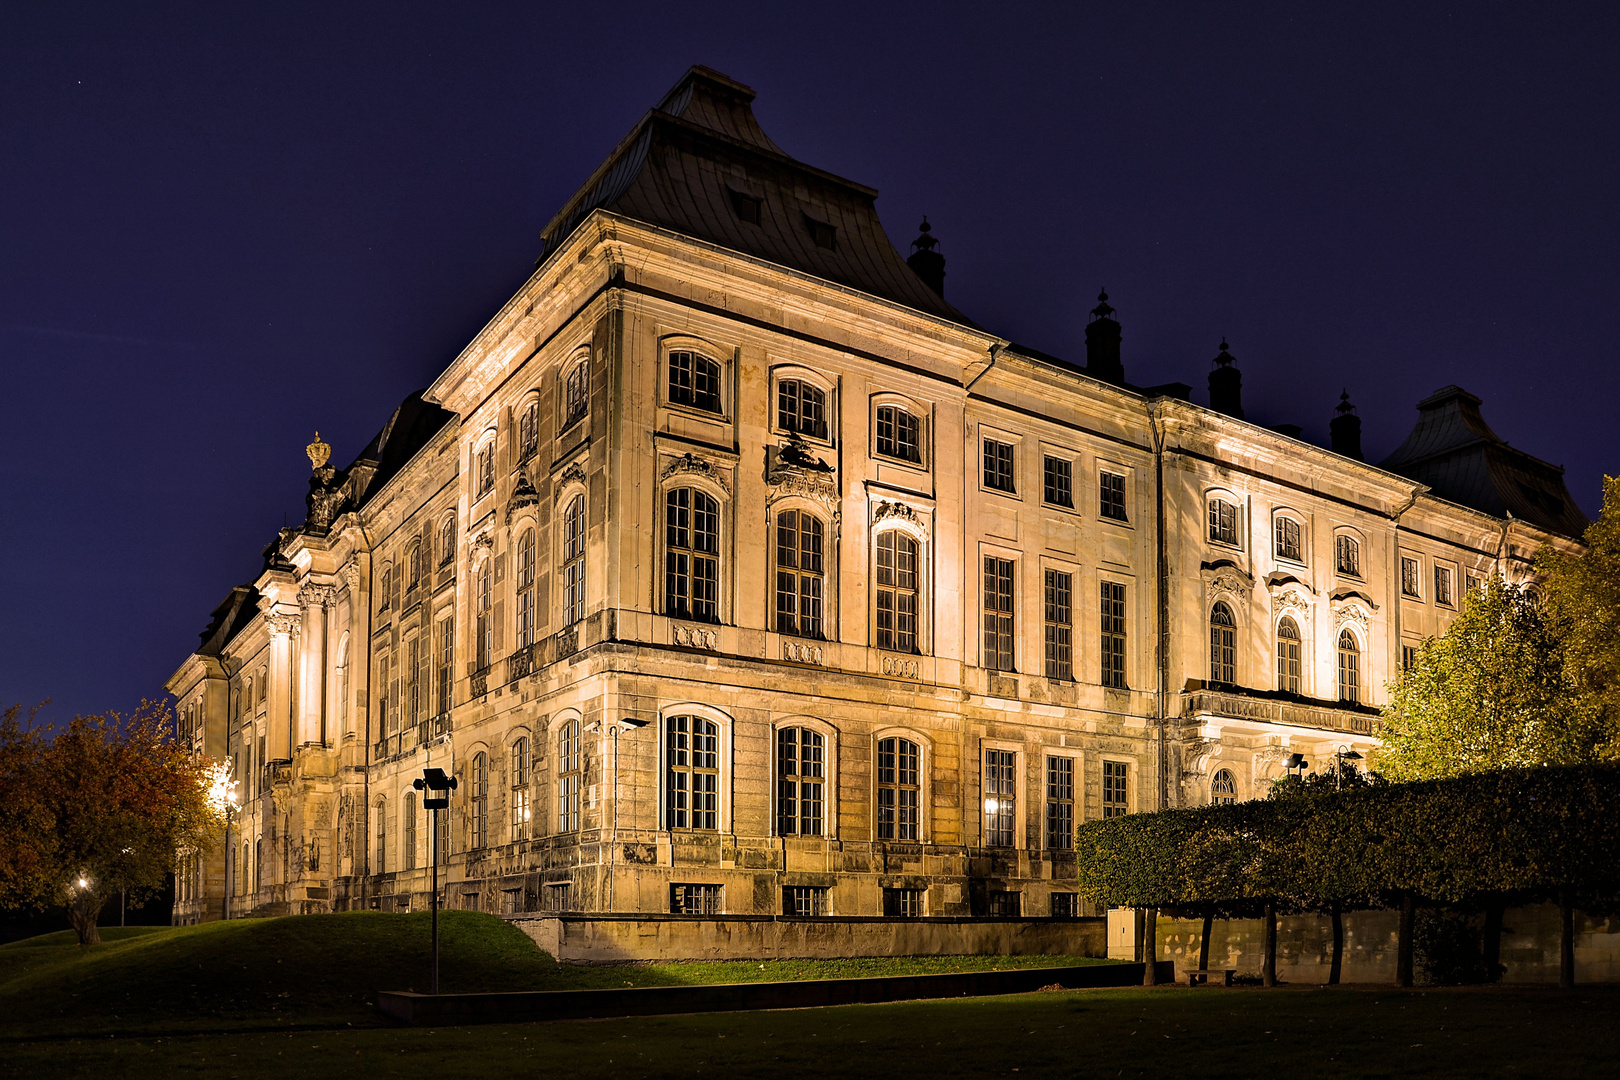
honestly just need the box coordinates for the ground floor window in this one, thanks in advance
[883,887,925,917]
[987,890,1022,918]
[671,883,724,915]
[785,885,830,916]
[544,882,573,912]
[1050,892,1080,918]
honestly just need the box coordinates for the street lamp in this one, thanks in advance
[1286,752,1310,781]
[1333,746,1363,790]
[413,766,458,995]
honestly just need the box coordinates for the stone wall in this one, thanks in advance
[508,914,1105,963]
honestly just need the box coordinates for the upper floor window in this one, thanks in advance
[558,719,581,832]
[436,616,454,716]
[775,510,825,638]
[875,405,921,464]
[1209,602,1237,685]
[1043,456,1072,508]
[1211,769,1238,806]
[1435,565,1454,607]
[518,398,540,461]
[1043,569,1073,680]
[1100,582,1127,689]
[515,529,537,650]
[1336,534,1361,577]
[1401,556,1422,598]
[403,790,418,870]
[982,439,1015,493]
[982,556,1015,672]
[1102,760,1129,818]
[378,566,393,613]
[775,727,825,837]
[665,488,719,622]
[374,797,387,874]
[730,189,762,224]
[1465,572,1484,598]
[668,350,722,413]
[563,495,586,626]
[1338,631,1361,704]
[807,217,836,250]
[476,441,495,497]
[876,736,920,840]
[439,518,456,567]
[468,751,488,850]
[1208,498,1239,546]
[407,541,423,590]
[510,737,531,843]
[778,379,827,440]
[1275,517,1303,562]
[666,714,719,830]
[876,531,919,653]
[1100,472,1129,522]
[564,362,589,429]
[475,561,492,671]
[1276,616,1302,694]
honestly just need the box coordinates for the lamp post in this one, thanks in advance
[413,766,458,995]
[1286,752,1310,781]
[1333,746,1363,790]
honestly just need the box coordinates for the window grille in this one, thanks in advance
[876,531,919,652]
[1045,756,1074,850]
[1100,471,1128,522]
[1276,616,1301,693]
[982,557,1015,671]
[984,749,1016,847]
[1402,644,1418,671]
[558,720,581,833]
[374,798,387,874]
[1043,455,1072,507]
[668,351,721,413]
[1338,631,1361,703]
[1044,569,1073,680]
[1275,517,1303,562]
[544,882,573,912]
[563,495,586,626]
[407,638,421,725]
[475,562,492,672]
[439,518,456,567]
[777,379,827,439]
[1050,892,1080,918]
[476,443,494,496]
[1208,499,1239,545]
[671,883,723,914]
[883,887,924,917]
[775,510,825,637]
[436,617,454,716]
[379,567,393,613]
[786,885,830,916]
[875,405,921,463]
[876,737,920,841]
[987,890,1021,918]
[1209,602,1236,685]
[982,438,1015,492]
[665,488,720,622]
[775,727,825,837]
[1465,573,1483,597]
[1211,768,1238,805]
[666,715,719,830]
[511,737,530,843]
[1102,760,1129,818]
[1100,582,1127,688]
[1335,535,1361,576]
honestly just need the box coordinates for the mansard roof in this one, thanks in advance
[343,389,455,511]
[538,66,971,325]
[1380,385,1588,538]
[196,584,261,656]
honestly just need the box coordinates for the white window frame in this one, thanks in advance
[772,717,838,839]
[658,705,732,833]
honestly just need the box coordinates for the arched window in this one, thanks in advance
[564,361,589,428]
[374,798,387,874]
[1211,769,1238,805]
[876,737,920,840]
[257,670,267,703]
[1209,602,1236,685]
[665,488,719,621]
[775,510,824,637]
[475,439,495,496]
[439,517,456,567]
[403,790,417,870]
[776,727,825,837]
[668,350,721,412]
[407,541,422,591]
[518,397,540,461]
[469,752,488,849]
[378,565,393,612]
[563,495,586,626]
[778,379,827,439]
[1208,498,1239,546]
[337,633,351,731]
[875,405,921,463]
[1335,534,1361,577]
[1338,630,1361,704]
[475,560,492,671]
[666,715,719,830]
[876,531,919,652]
[558,719,581,832]
[1274,516,1303,562]
[511,737,531,843]
[1276,616,1302,694]
[515,529,536,650]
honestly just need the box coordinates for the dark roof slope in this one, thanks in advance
[1380,385,1589,538]
[539,66,972,325]
[344,389,455,510]
[197,585,261,657]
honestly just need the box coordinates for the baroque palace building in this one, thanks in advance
[167,67,1587,925]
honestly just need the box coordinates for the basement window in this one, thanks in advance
[1050,892,1080,919]
[671,882,724,915]
[785,885,830,916]
[883,887,924,918]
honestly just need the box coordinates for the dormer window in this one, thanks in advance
[729,189,762,225]
[806,215,836,250]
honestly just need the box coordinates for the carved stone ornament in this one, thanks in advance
[1271,588,1312,622]
[297,583,337,609]
[339,561,362,587]
[672,624,718,650]
[1206,570,1251,604]
[766,443,839,517]
[554,461,587,498]
[306,432,331,471]
[660,452,731,495]
[1252,744,1288,778]
[505,469,539,522]
[473,530,494,552]
[872,500,922,527]
[1333,601,1371,639]
[262,609,301,637]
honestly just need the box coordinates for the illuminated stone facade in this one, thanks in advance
[166,68,1584,927]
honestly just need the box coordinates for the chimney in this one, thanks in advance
[1085,289,1124,383]
[906,218,946,298]
[1330,389,1363,460]
[1208,340,1244,420]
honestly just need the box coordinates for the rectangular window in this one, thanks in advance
[544,882,573,912]
[777,379,828,440]
[1401,556,1422,598]
[1402,644,1419,671]
[1102,760,1129,818]
[668,351,722,413]
[1043,569,1073,680]
[406,638,421,726]
[666,715,719,831]
[984,749,1016,847]
[1275,517,1303,562]
[775,510,825,638]
[511,787,530,844]
[476,445,494,496]
[1045,756,1075,850]
[982,556,1015,671]
[671,883,724,915]
[1050,892,1080,918]
[564,362,589,428]
[1465,573,1483,597]
[785,885,830,917]
[1208,499,1239,545]
[436,618,454,716]
[875,406,922,463]
[1336,535,1361,576]
[1435,565,1454,607]
[883,887,924,917]
[988,890,1021,918]
[876,531,919,652]
[1043,455,1073,508]
[1100,582,1127,689]
[730,189,762,225]
[403,793,417,871]
[665,488,720,622]
[983,438,1015,493]
[435,801,449,865]
[1099,471,1128,522]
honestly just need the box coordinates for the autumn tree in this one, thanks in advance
[0,700,219,945]
[1537,475,1620,760]
[1377,576,1609,781]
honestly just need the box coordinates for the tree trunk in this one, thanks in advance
[1482,898,1504,982]
[66,894,105,946]
[1142,907,1159,985]
[1560,889,1576,990]
[1329,901,1344,986]
[1262,899,1278,987]
[1199,904,1214,974]
[1396,892,1415,988]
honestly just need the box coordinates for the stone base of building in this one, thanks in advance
[505,913,1105,964]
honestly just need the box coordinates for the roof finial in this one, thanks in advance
[306,432,331,471]
[1090,288,1115,321]
[907,218,946,298]
[1336,388,1357,415]
[1213,339,1235,367]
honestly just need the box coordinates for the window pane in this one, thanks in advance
[1043,456,1073,507]
[1100,472,1128,521]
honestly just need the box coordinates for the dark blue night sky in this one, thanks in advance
[4,2,1617,722]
